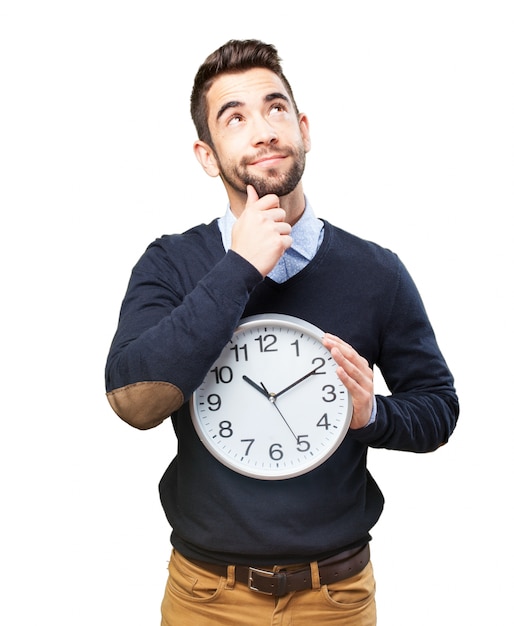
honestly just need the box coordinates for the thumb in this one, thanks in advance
[246,184,259,203]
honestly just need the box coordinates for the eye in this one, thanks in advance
[269,102,288,117]
[227,113,244,126]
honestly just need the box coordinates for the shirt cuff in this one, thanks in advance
[364,395,377,428]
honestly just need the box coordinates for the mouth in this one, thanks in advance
[248,153,287,168]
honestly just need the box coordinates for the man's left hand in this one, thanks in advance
[322,333,375,429]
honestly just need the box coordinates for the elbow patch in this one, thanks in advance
[106,381,184,430]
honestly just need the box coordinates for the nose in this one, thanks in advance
[251,116,278,146]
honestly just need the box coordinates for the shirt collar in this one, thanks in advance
[217,197,323,259]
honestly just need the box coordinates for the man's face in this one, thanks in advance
[202,68,311,200]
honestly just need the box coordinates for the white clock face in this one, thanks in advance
[191,314,352,480]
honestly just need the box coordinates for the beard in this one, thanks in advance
[217,144,306,198]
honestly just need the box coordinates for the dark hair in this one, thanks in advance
[190,39,299,146]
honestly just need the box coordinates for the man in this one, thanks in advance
[105,39,459,625]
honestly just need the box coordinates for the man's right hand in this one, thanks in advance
[230,185,292,276]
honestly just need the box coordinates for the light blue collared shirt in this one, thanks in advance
[217,197,324,283]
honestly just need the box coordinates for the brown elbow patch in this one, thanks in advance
[106,381,184,430]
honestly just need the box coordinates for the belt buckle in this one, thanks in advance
[248,567,287,596]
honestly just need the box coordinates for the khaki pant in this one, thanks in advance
[161,549,376,625]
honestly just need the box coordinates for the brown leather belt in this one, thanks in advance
[190,543,370,597]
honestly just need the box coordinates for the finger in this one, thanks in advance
[323,334,352,359]
[336,355,372,387]
[246,184,259,203]
[325,335,369,370]
[246,185,281,210]
[277,222,292,236]
[323,332,349,348]
[323,333,345,348]
[324,338,373,385]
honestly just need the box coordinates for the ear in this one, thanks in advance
[193,140,220,177]
[298,113,311,153]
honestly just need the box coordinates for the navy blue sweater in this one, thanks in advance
[105,219,458,565]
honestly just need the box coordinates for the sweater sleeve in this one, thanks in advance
[105,239,263,429]
[351,258,459,452]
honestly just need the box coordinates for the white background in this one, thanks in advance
[1,1,513,624]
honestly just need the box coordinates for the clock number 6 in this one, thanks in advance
[269,443,284,461]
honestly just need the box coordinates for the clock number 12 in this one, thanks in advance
[255,334,278,352]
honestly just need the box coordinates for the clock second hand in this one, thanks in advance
[260,382,298,442]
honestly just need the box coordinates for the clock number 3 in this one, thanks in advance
[322,385,337,402]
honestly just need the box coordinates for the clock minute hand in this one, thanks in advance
[274,367,319,399]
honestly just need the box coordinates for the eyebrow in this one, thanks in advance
[216,92,291,121]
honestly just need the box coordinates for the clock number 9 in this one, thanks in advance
[207,394,221,411]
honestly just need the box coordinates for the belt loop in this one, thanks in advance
[225,564,236,590]
[310,560,321,590]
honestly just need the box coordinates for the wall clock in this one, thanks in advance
[191,314,352,480]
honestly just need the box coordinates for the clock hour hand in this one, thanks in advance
[242,375,270,399]
[274,367,319,399]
